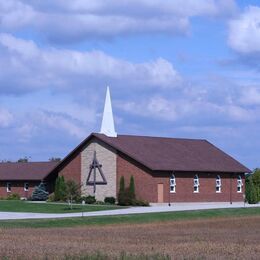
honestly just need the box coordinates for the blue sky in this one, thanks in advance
[0,0,259,169]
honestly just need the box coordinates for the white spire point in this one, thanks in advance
[100,86,117,137]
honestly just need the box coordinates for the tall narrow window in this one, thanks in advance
[216,175,221,193]
[6,182,11,192]
[170,174,176,193]
[237,175,243,193]
[194,174,199,193]
[24,182,29,192]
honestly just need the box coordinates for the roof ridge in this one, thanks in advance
[93,132,207,141]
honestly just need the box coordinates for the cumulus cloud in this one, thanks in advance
[0,108,13,127]
[228,6,260,54]
[0,0,237,42]
[0,33,181,95]
[117,93,259,125]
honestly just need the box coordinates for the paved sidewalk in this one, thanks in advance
[0,202,259,220]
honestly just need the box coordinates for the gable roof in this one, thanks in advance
[49,133,251,175]
[0,161,59,181]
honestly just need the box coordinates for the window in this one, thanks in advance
[216,175,221,193]
[170,174,176,193]
[237,175,243,193]
[24,182,29,192]
[193,175,199,193]
[6,182,11,192]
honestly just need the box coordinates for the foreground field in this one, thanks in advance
[0,214,259,259]
[0,200,121,213]
[0,208,260,259]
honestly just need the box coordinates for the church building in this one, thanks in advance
[0,88,250,203]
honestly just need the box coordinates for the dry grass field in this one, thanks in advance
[0,215,259,259]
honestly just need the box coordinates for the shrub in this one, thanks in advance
[47,193,55,202]
[104,196,116,204]
[31,182,49,201]
[252,168,260,202]
[7,193,20,200]
[133,199,149,206]
[54,176,67,201]
[95,200,105,205]
[246,177,258,204]
[81,195,96,204]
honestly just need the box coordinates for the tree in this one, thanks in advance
[49,157,62,162]
[118,176,126,205]
[246,176,258,204]
[31,182,49,201]
[129,175,136,201]
[65,180,81,209]
[252,168,260,201]
[17,156,30,163]
[54,176,67,201]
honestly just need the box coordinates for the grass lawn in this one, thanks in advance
[0,200,122,214]
[0,207,259,228]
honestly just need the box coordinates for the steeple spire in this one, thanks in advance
[100,86,117,137]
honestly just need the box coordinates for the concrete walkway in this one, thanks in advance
[0,202,259,220]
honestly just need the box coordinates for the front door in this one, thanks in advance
[157,183,164,203]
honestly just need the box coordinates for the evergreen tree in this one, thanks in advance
[54,176,67,201]
[118,176,126,205]
[129,175,136,201]
[31,182,49,201]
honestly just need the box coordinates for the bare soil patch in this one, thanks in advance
[0,216,259,259]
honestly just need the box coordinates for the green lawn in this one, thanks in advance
[0,207,259,229]
[0,200,122,213]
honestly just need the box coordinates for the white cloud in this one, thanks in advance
[0,108,13,127]
[228,6,260,54]
[239,87,260,105]
[0,0,237,41]
[117,95,259,124]
[0,33,181,94]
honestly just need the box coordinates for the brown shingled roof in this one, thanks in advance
[93,134,250,173]
[48,133,251,176]
[0,161,59,181]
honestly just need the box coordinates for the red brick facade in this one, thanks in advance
[0,181,40,199]
[117,153,245,203]
[58,152,81,185]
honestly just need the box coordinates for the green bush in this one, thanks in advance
[246,176,258,204]
[133,199,149,206]
[47,193,55,202]
[54,176,67,201]
[129,175,136,201]
[7,193,20,200]
[104,196,116,204]
[80,195,96,204]
[95,200,105,205]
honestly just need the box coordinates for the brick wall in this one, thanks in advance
[58,152,81,185]
[0,181,40,199]
[117,153,245,203]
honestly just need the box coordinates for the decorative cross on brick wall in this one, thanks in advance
[86,151,107,193]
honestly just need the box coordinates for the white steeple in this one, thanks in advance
[100,86,117,137]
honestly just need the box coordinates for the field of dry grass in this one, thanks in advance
[0,215,259,259]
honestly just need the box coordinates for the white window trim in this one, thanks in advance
[193,175,199,193]
[6,182,11,192]
[216,175,222,193]
[237,175,243,193]
[170,174,176,193]
[24,182,29,192]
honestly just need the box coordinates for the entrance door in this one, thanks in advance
[157,183,164,203]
